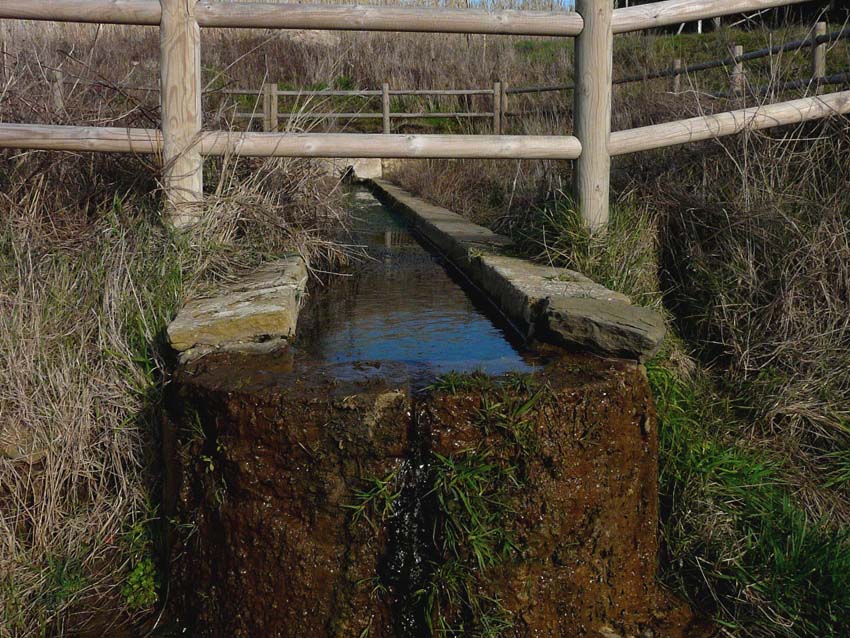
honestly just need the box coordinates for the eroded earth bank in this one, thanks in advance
[162,186,710,637]
[164,351,710,637]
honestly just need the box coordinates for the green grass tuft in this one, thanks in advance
[649,359,850,637]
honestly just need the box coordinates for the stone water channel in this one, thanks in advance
[163,185,707,637]
[294,186,536,381]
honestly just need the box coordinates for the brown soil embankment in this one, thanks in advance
[164,350,709,638]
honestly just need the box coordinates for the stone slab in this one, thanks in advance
[368,179,665,360]
[167,256,308,361]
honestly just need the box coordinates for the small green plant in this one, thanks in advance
[349,380,548,636]
[121,519,159,611]
[43,556,87,612]
[200,454,215,473]
[121,557,158,611]
[476,384,547,455]
[333,76,354,90]
[421,445,520,636]
[1,575,25,633]
[648,358,850,637]
[425,371,492,394]
[515,193,662,309]
[345,465,403,533]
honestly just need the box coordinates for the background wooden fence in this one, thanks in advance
[1,0,849,230]
[214,22,850,133]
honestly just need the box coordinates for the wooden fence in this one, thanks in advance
[506,23,850,97]
[1,0,849,230]
[229,84,505,134]
[212,22,850,133]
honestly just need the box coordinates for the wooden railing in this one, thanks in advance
[505,23,850,96]
[217,23,850,131]
[230,84,506,134]
[1,0,849,231]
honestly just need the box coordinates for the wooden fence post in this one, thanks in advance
[263,82,278,131]
[493,81,502,135]
[51,69,65,113]
[671,58,682,93]
[812,21,826,93]
[382,82,390,134]
[500,82,508,133]
[731,44,745,96]
[1,21,7,82]
[574,0,613,232]
[160,0,203,229]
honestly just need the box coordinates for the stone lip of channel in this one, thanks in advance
[166,255,308,362]
[368,178,665,361]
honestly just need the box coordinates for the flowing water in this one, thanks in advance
[294,186,535,382]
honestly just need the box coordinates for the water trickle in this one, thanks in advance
[381,418,433,638]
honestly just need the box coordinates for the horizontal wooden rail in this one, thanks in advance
[1,0,814,37]
[272,89,379,97]
[0,0,160,25]
[507,84,568,95]
[236,112,383,120]
[611,0,809,34]
[198,132,581,158]
[392,112,493,119]
[609,90,850,155]
[73,86,497,97]
[390,89,494,96]
[0,0,582,36]
[195,3,582,36]
[235,112,494,120]
[0,124,582,159]
[0,123,162,153]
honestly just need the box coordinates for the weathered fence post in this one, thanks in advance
[263,82,278,131]
[500,82,509,133]
[493,81,502,135]
[731,44,745,96]
[51,69,65,114]
[671,58,682,93]
[160,0,203,229]
[812,21,826,93]
[574,0,613,232]
[1,21,7,82]
[382,83,390,134]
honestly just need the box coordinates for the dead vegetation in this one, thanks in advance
[0,21,353,637]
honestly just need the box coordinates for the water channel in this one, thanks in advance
[293,185,536,383]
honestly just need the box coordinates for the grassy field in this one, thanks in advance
[1,7,849,637]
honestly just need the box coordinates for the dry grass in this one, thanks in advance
[0,21,353,637]
[0,154,348,636]
[651,119,850,521]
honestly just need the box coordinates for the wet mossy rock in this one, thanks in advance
[167,256,308,362]
[164,352,707,638]
[369,180,666,361]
